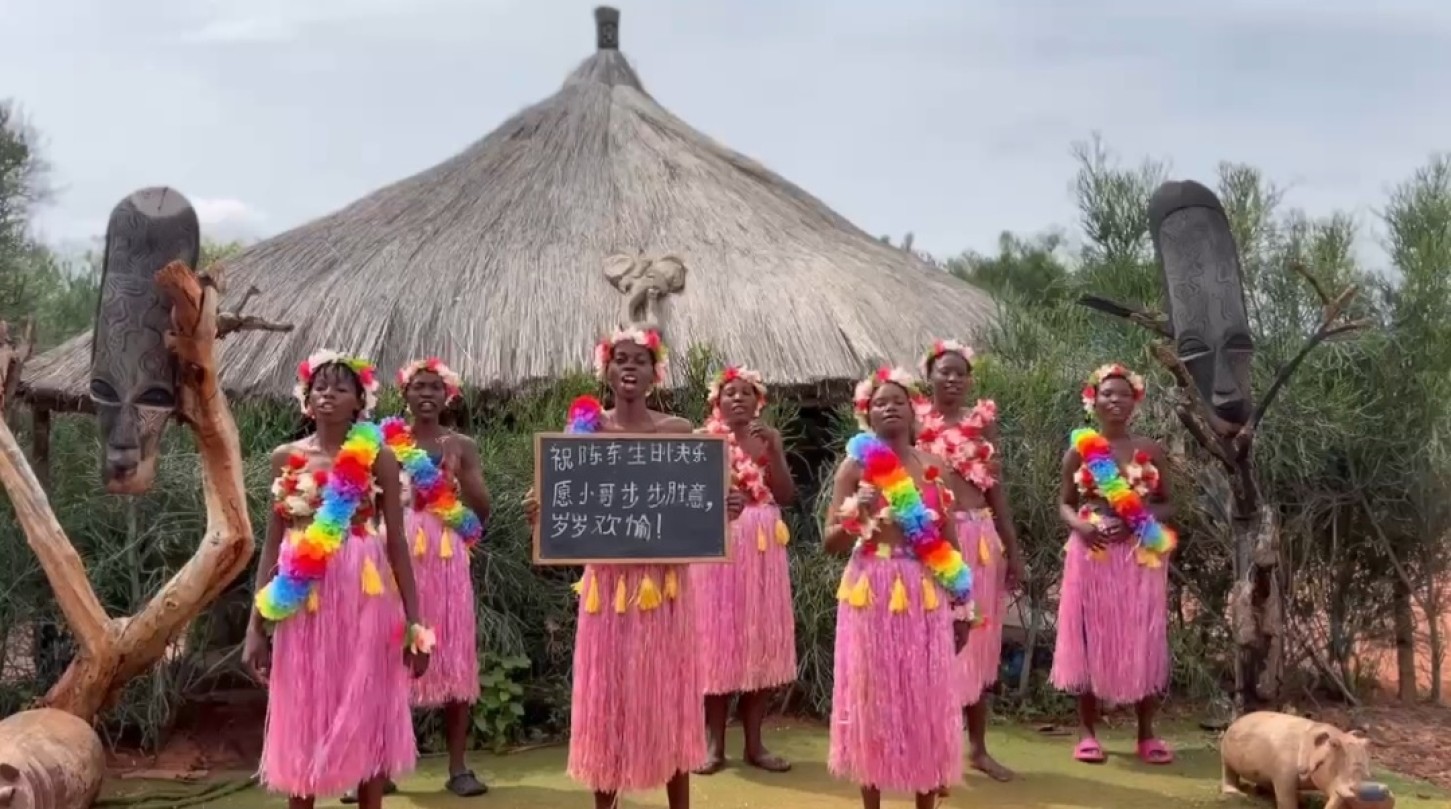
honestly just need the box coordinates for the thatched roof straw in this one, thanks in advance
[23,7,994,411]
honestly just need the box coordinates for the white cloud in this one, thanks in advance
[191,197,265,228]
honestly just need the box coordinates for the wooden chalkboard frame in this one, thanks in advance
[531,431,732,566]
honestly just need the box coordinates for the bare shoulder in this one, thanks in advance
[1061,446,1082,470]
[447,431,480,452]
[655,413,694,434]
[269,442,300,474]
[833,457,863,486]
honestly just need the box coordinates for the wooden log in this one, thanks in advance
[0,708,105,809]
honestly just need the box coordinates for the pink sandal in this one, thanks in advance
[1136,738,1174,765]
[1073,737,1106,763]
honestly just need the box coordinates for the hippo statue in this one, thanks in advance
[0,709,105,809]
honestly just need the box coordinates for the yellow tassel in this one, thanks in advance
[1136,547,1162,568]
[637,575,662,610]
[836,574,851,602]
[361,557,384,596]
[978,536,992,566]
[756,524,767,552]
[889,575,909,613]
[847,573,873,608]
[413,526,427,557]
[585,574,601,614]
[664,568,679,600]
[922,577,939,611]
[776,519,790,545]
[571,578,584,595]
[439,531,454,559]
[306,588,320,613]
[614,576,628,614]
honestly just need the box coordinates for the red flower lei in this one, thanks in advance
[914,398,999,491]
[703,415,773,505]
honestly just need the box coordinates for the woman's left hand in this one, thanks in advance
[405,649,430,678]
[1006,553,1028,591]
[748,421,783,456]
[726,490,745,520]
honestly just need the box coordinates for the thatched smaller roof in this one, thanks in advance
[23,7,995,411]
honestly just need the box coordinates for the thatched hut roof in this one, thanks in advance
[23,7,994,411]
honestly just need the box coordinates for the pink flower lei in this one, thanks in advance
[294,349,380,418]
[1081,363,1146,415]
[704,366,773,505]
[397,357,463,403]
[914,396,999,490]
[852,366,920,429]
[919,338,975,378]
[593,326,668,386]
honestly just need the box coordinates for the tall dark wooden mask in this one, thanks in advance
[89,188,200,494]
[1148,180,1255,427]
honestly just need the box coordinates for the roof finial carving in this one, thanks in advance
[594,7,620,51]
[602,253,687,332]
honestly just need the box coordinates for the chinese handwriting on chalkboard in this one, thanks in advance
[548,440,711,472]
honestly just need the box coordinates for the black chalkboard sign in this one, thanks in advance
[532,432,731,565]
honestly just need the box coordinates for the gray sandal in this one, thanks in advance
[446,770,489,797]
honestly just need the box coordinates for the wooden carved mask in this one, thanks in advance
[88,188,200,494]
[1149,180,1255,427]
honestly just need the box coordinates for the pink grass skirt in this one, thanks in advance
[260,529,417,798]
[568,563,706,793]
[407,510,480,707]
[1050,533,1170,705]
[955,511,1005,706]
[828,554,964,794]
[690,503,797,694]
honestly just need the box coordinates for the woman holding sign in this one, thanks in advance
[691,366,797,775]
[1050,364,1177,766]
[915,339,1024,783]
[374,358,492,799]
[524,327,743,809]
[823,367,972,809]
[244,352,429,809]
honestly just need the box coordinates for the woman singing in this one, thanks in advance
[1050,363,1177,765]
[824,367,972,809]
[524,328,743,809]
[692,366,797,775]
[245,352,429,809]
[916,339,1024,782]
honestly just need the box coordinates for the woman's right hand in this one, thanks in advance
[243,625,271,686]
[522,487,539,526]
[853,483,878,510]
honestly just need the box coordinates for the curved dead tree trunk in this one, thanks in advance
[0,260,289,807]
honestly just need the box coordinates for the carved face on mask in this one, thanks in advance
[88,187,200,494]
[1149,180,1255,428]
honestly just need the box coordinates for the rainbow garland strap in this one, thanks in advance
[846,432,973,603]
[1070,427,1177,565]
[256,421,384,622]
[566,395,604,435]
[379,417,484,548]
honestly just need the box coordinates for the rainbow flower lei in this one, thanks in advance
[566,395,604,434]
[846,432,973,603]
[256,420,384,621]
[1071,426,1177,565]
[379,417,483,548]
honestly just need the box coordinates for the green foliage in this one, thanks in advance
[471,653,530,752]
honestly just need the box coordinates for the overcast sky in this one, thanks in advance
[5,0,1448,268]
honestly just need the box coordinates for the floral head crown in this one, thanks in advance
[919,338,975,378]
[398,357,463,403]
[852,366,920,429]
[705,366,766,417]
[1081,363,1146,415]
[295,349,380,418]
[594,327,668,384]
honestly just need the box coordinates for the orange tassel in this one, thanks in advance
[664,568,679,600]
[361,557,384,596]
[978,536,992,566]
[412,526,427,556]
[757,524,767,552]
[306,588,320,613]
[836,574,851,602]
[584,574,601,614]
[848,573,873,608]
[888,575,909,613]
[614,576,628,614]
[439,531,454,559]
[922,577,939,611]
[637,575,662,610]
[775,519,790,545]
